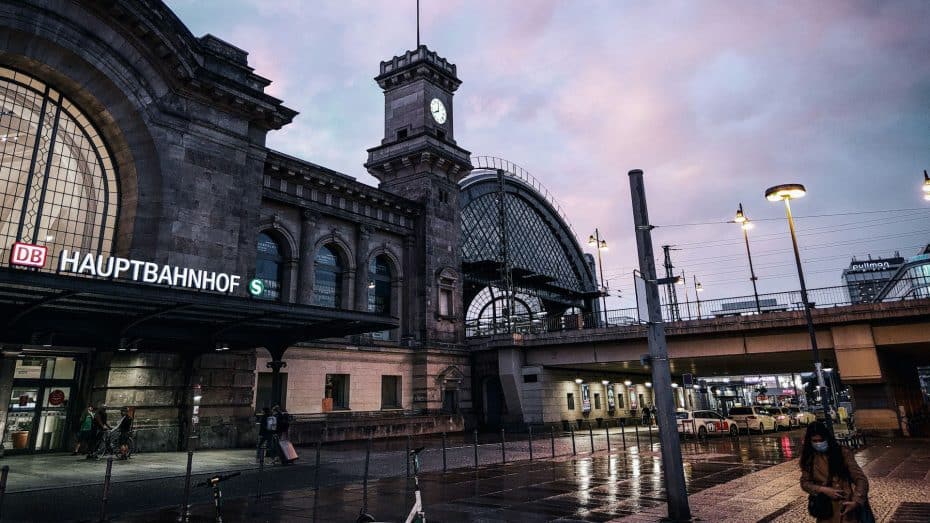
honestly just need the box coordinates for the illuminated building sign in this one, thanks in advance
[58,250,241,293]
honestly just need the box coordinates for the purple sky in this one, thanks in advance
[168,0,930,310]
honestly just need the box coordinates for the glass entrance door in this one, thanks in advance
[3,356,79,453]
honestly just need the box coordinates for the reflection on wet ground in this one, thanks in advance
[120,429,807,522]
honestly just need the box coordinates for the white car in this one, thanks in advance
[765,407,797,430]
[727,406,777,433]
[786,407,816,425]
[675,410,740,438]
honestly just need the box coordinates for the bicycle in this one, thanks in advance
[198,471,240,523]
[356,447,426,523]
[92,428,135,460]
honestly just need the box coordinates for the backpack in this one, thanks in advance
[265,415,277,431]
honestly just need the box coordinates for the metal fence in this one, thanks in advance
[465,277,929,338]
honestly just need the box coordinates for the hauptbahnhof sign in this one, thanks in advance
[11,242,244,294]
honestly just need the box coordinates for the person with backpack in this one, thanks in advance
[73,404,95,455]
[256,407,277,463]
[273,405,298,464]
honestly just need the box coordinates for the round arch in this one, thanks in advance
[310,235,355,308]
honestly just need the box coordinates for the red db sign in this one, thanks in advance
[10,242,47,268]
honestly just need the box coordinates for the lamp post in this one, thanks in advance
[588,229,609,327]
[694,278,703,319]
[923,170,930,201]
[677,271,691,320]
[765,183,833,432]
[733,203,762,314]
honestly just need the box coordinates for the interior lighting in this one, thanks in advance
[574,378,584,384]
[623,380,632,387]
[645,382,652,388]
[671,383,679,388]
[601,380,610,386]
[368,280,376,289]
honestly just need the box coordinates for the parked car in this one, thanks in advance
[675,410,739,437]
[727,406,777,433]
[786,406,816,425]
[765,407,797,430]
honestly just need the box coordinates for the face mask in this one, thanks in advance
[812,441,829,453]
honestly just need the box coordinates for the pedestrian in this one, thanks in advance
[110,407,133,459]
[800,422,873,522]
[274,405,298,464]
[73,404,95,455]
[641,405,651,426]
[88,404,110,459]
[256,407,276,463]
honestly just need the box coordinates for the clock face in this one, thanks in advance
[430,98,447,124]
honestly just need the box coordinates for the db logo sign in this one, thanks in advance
[10,242,48,268]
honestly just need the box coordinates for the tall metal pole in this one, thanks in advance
[593,228,609,327]
[497,169,515,332]
[629,169,692,522]
[693,277,702,319]
[738,204,762,314]
[680,271,691,320]
[662,246,681,321]
[782,198,833,433]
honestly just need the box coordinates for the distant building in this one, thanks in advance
[874,245,930,301]
[842,254,904,304]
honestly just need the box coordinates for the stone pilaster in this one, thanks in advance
[297,209,319,304]
[354,224,372,311]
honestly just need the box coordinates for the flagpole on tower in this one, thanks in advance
[416,0,420,47]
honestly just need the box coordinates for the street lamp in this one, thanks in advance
[734,203,762,314]
[765,183,833,432]
[588,229,609,327]
[923,170,930,201]
[693,278,704,318]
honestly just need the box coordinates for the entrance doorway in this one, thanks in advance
[3,356,80,453]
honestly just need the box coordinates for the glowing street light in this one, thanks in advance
[765,182,833,433]
[588,229,610,326]
[923,170,930,201]
[734,203,762,314]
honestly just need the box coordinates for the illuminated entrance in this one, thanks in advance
[3,355,81,453]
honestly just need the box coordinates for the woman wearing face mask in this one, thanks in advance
[800,422,871,522]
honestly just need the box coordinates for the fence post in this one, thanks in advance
[620,418,627,448]
[0,464,9,521]
[605,425,611,453]
[588,423,595,453]
[635,421,641,447]
[528,425,534,461]
[254,445,264,501]
[442,432,448,473]
[550,426,556,458]
[570,426,576,455]
[406,434,411,478]
[314,428,323,491]
[500,428,506,463]
[361,429,372,517]
[100,455,114,522]
[648,422,654,446]
[473,429,479,469]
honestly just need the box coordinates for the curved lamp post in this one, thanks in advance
[734,203,762,314]
[588,230,609,327]
[765,183,833,432]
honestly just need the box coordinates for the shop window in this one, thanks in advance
[313,244,344,308]
[256,232,283,301]
[594,393,601,410]
[567,393,575,410]
[381,375,401,409]
[325,374,350,410]
[0,68,119,270]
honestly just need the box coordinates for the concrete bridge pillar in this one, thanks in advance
[831,324,898,433]
[497,348,527,425]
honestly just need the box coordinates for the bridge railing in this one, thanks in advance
[465,277,930,338]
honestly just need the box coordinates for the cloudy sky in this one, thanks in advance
[168,0,930,310]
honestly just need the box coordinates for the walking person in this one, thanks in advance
[88,404,110,459]
[274,405,298,464]
[73,404,95,455]
[800,422,873,522]
[256,407,276,463]
[641,405,651,426]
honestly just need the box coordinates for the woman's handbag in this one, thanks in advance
[808,492,833,519]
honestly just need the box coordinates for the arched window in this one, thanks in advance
[0,67,119,269]
[368,255,392,314]
[255,232,282,300]
[313,244,343,307]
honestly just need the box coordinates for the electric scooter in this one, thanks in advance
[356,447,426,523]
[197,471,241,523]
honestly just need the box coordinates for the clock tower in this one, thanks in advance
[366,45,472,411]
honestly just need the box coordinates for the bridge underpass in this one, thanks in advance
[469,298,930,434]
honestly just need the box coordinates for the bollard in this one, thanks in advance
[500,428,506,463]
[588,424,595,453]
[635,422,641,447]
[605,425,611,453]
[473,429,479,469]
[550,426,556,458]
[177,449,195,521]
[528,426,534,461]
[406,434,411,478]
[570,426,577,455]
[314,437,322,491]
[620,419,627,448]
[442,432,448,473]
[100,455,114,522]
[648,423,654,446]
[361,429,372,516]
[0,464,9,520]
[255,444,265,501]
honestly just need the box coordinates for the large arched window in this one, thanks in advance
[367,255,392,314]
[255,232,282,301]
[313,244,343,307]
[0,67,119,270]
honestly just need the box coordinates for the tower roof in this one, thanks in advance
[375,45,461,91]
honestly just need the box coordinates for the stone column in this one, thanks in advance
[297,209,319,305]
[831,324,897,433]
[354,224,372,311]
[267,358,288,409]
